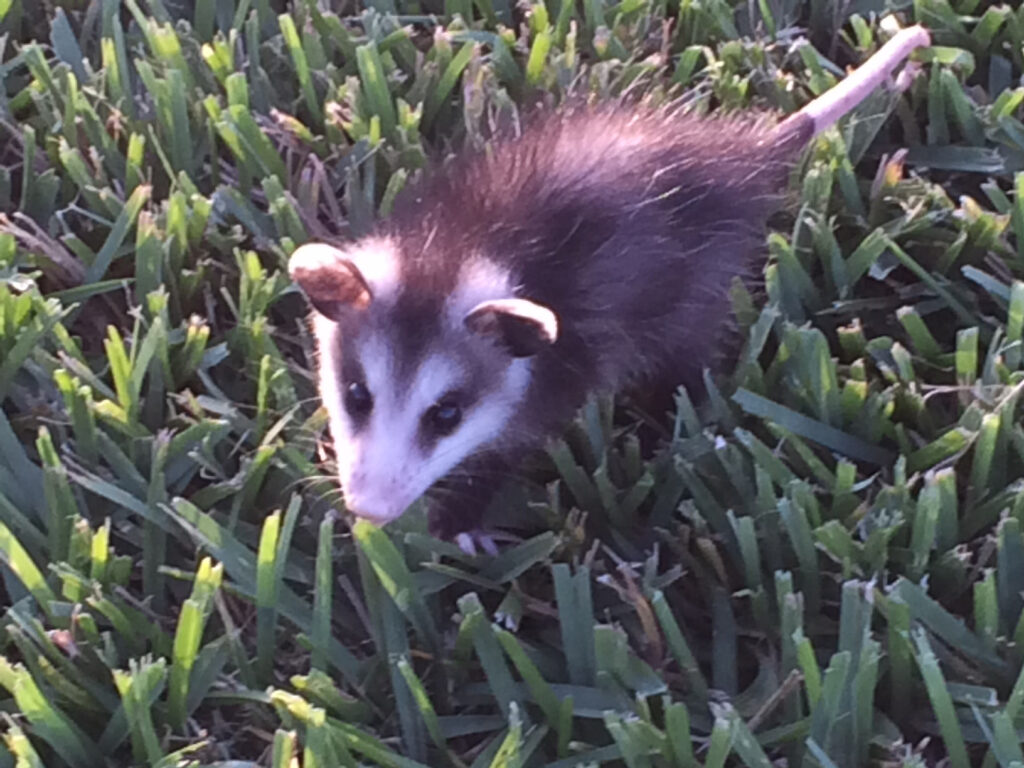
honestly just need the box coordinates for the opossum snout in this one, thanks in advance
[342,470,411,525]
[343,491,407,525]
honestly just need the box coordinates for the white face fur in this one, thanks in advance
[315,320,534,524]
[293,240,557,526]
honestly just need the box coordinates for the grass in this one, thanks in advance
[1,0,1024,765]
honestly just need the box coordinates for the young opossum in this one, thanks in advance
[290,26,930,548]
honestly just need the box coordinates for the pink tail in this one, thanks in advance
[776,25,931,141]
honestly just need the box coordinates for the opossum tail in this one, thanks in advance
[773,25,931,151]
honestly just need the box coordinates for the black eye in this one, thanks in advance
[344,381,372,416]
[427,400,462,435]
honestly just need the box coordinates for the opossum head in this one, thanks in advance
[290,240,557,525]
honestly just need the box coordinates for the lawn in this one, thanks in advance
[2,0,1024,765]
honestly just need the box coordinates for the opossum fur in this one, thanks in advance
[289,28,931,542]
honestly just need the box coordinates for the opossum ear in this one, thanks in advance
[289,243,372,320]
[464,298,559,357]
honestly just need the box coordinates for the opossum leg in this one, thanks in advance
[426,456,506,543]
[427,494,490,542]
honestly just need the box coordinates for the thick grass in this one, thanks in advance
[2,0,1024,765]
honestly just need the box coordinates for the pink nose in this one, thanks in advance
[342,473,406,523]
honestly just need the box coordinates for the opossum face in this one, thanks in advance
[290,241,558,525]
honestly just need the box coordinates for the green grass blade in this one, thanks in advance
[912,629,970,768]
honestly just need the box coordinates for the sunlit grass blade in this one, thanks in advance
[0,658,100,768]
[271,729,298,768]
[311,511,335,672]
[495,628,562,728]
[352,518,440,655]
[256,509,283,683]
[0,519,56,613]
[168,557,222,730]
[457,593,520,719]
[397,657,447,754]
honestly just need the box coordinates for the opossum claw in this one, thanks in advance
[455,531,500,557]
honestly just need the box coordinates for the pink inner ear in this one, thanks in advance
[464,298,559,357]
[469,298,558,341]
[289,243,372,317]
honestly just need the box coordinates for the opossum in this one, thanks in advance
[290,26,930,549]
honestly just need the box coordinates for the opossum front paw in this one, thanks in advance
[427,500,484,543]
[426,500,507,555]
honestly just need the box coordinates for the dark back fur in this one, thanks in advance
[377,103,813,445]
